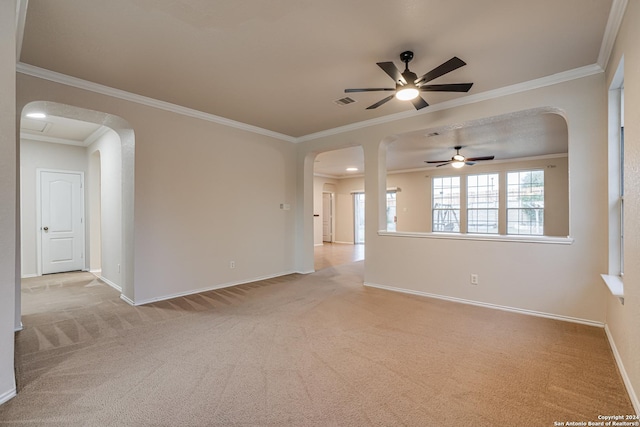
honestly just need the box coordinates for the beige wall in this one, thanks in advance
[297,73,608,326]
[16,74,298,305]
[0,0,17,404]
[604,0,640,413]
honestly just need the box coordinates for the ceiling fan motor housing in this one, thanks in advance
[400,51,414,64]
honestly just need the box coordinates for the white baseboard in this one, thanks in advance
[127,270,298,306]
[363,282,604,328]
[90,269,102,275]
[314,243,324,247]
[333,241,354,245]
[605,324,640,415]
[98,276,122,292]
[20,273,38,279]
[0,387,17,405]
[296,270,315,275]
[120,293,135,306]
[14,322,23,332]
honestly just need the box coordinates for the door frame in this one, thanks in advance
[36,168,86,276]
[322,191,335,243]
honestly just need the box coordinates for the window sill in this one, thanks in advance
[377,231,574,245]
[600,274,624,304]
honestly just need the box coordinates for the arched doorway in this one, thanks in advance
[18,101,135,321]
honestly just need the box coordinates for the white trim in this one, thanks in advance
[20,273,37,279]
[99,275,122,293]
[600,274,624,304]
[378,230,573,245]
[83,126,110,146]
[15,62,297,144]
[314,243,324,247]
[605,324,640,415]
[17,62,603,144]
[123,270,298,306]
[598,0,629,69]
[295,270,315,275]
[21,131,87,147]
[364,281,604,328]
[296,64,603,143]
[333,240,354,245]
[14,322,23,332]
[387,153,569,175]
[0,387,17,406]
[119,294,135,306]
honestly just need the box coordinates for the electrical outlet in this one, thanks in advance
[470,274,479,285]
[229,261,236,269]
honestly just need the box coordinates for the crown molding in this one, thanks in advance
[296,63,604,143]
[83,125,111,146]
[598,0,628,69]
[18,62,603,145]
[16,62,298,143]
[20,131,86,147]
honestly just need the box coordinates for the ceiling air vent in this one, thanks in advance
[334,97,356,106]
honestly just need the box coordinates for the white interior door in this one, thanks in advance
[322,192,333,242]
[40,170,85,274]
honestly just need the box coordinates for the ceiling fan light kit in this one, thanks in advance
[395,86,419,100]
[345,50,473,110]
[426,146,495,168]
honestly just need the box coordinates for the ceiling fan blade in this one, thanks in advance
[345,88,395,93]
[416,57,466,84]
[425,160,450,164]
[419,83,474,92]
[377,61,407,85]
[465,162,476,166]
[366,95,395,110]
[465,155,495,161]
[411,96,429,110]
[436,162,452,167]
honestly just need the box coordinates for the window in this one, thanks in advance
[467,173,499,234]
[507,170,544,235]
[386,191,397,232]
[619,111,624,275]
[354,192,365,244]
[601,59,624,302]
[432,176,460,232]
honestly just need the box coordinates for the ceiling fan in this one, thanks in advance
[344,51,473,110]
[426,146,495,168]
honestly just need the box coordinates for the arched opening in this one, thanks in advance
[312,146,365,270]
[18,102,135,320]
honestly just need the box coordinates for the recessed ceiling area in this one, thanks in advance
[20,114,109,147]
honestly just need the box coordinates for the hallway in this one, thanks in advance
[314,242,364,271]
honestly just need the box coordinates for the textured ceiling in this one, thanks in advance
[20,0,613,138]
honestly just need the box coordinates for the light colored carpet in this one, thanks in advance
[0,262,633,426]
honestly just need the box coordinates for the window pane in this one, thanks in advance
[467,173,499,234]
[386,191,397,232]
[506,170,544,235]
[433,176,460,232]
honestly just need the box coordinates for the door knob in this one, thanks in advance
[43,226,49,231]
